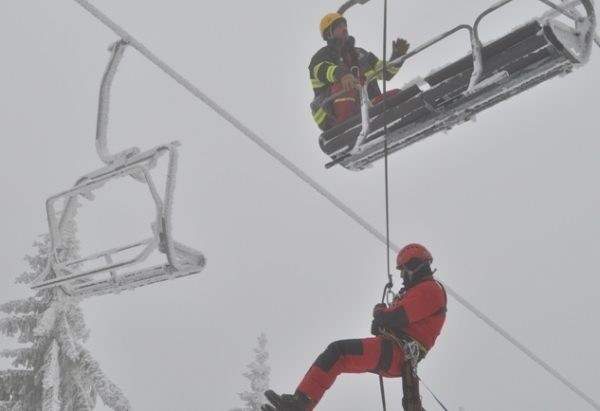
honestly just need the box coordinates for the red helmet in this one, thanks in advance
[396,243,432,269]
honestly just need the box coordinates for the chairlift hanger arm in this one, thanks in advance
[96,39,140,166]
[337,0,371,15]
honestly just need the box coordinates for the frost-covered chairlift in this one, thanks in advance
[321,0,599,170]
[31,40,206,298]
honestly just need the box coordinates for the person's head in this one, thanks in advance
[396,243,434,287]
[320,12,348,41]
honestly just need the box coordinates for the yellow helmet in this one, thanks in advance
[319,12,346,40]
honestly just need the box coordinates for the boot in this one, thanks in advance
[263,389,311,411]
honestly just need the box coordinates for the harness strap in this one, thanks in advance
[380,331,425,411]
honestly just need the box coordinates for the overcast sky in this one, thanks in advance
[1,0,600,410]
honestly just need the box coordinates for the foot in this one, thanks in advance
[263,389,311,411]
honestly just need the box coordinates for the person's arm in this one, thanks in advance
[310,49,353,89]
[360,38,410,82]
[373,284,440,329]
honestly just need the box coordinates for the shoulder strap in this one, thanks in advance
[431,280,448,316]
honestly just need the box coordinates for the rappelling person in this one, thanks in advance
[309,12,410,131]
[262,243,447,411]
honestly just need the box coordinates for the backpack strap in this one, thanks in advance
[433,280,448,316]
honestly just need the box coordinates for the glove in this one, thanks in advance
[390,38,410,61]
[340,73,360,91]
[373,303,387,315]
[371,303,387,335]
[371,319,383,336]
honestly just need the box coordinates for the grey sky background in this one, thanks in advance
[1,0,599,410]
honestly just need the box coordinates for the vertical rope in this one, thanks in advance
[379,3,392,410]
[382,0,392,289]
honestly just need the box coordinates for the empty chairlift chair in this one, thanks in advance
[31,41,206,298]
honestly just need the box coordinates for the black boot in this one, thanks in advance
[262,389,311,411]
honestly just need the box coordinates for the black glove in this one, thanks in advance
[371,319,383,336]
[371,303,387,335]
[390,38,410,62]
[373,303,387,315]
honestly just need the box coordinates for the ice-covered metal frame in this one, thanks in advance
[31,41,205,298]
[31,144,205,298]
[320,0,598,170]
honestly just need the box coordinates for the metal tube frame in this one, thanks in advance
[341,0,596,154]
[96,40,140,166]
[31,143,193,292]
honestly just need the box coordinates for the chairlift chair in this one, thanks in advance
[30,41,206,298]
[321,0,598,170]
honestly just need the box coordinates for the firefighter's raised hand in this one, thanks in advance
[390,38,410,61]
[340,73,360,91]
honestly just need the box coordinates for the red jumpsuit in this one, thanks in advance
[296,276,446,409]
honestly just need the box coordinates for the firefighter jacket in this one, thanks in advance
[309,36,400,130]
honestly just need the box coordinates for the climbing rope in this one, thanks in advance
[71,2,600,409]
[381,0,392,289]
[379,1,392,410]
[420,379,448,411]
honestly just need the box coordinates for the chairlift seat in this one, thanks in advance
[320,18,588,170]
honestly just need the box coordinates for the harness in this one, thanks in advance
[383,280,447,411]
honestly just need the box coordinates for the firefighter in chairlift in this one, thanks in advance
[309,12,410,131]
[262,243,447,411]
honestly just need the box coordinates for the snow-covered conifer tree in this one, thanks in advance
[0,218,131,411]
[230,333,271,411]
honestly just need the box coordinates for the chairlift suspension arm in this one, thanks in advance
[337,0,371,15]
[96,39,140,166]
